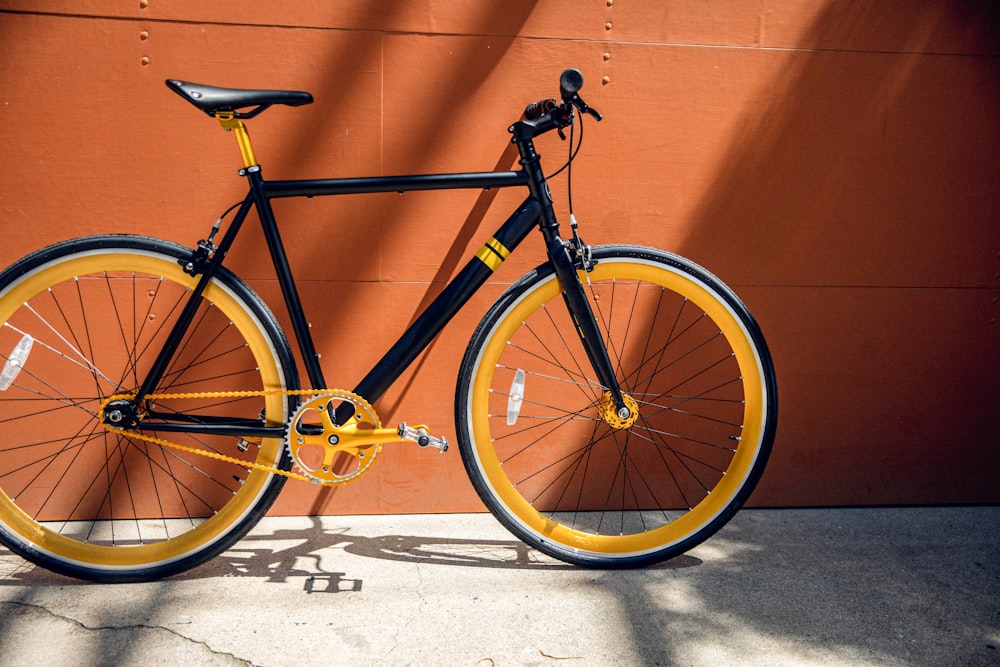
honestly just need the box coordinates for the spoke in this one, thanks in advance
[160,304,216,391]
[632,376,745,429]
[160,341,252,385]
[535,303,602,401]
[545,416,603,527]
[104,271,135,388]
[623,423,699,512]
[496,403,599,465]
[5,320,115,389]
[0,390,101,425]
[1,420,104,498]
[495,363,604,394]
[160,366,263,392]
[127,278,188,388]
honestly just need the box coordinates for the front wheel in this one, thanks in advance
[456,245,777,567]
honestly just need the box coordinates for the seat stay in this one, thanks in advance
[132,191,258,405]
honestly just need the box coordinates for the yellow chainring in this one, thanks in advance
[286,391,382,485]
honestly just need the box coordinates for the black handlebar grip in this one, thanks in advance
[559,68,584,101]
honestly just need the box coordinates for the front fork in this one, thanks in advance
[546,235,632,422]
[513,123,632,422]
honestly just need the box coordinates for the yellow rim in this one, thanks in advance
[470,258,766,556]
[0,249,284,569]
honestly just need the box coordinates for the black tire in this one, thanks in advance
[0,235,297,582]
[456,245,777,567]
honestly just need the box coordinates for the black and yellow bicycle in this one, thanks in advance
[0,69,776,582]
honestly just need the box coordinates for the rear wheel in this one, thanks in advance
[456,245,777,567]
[0,236,296,581]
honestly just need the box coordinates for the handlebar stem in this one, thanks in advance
[509,107,574,144]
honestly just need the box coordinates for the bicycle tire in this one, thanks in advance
[0,235,297,582]
[456,244,777,567]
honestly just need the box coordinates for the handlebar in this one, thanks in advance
[513,69,602,142]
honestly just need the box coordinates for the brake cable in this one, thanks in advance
[547,108,592,271]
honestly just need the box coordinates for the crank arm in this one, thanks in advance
[299,423,448,453]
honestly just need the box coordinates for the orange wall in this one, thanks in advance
[1,1,997,513]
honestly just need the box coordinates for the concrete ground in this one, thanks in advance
[0,507,997,667]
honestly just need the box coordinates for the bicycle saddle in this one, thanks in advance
[166,79,314,118]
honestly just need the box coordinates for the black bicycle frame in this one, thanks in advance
[133,132,625,438]
[260,169,541,403]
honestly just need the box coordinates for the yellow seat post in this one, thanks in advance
[214,112,258,168]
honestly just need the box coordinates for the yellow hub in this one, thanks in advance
[598,391,639,429]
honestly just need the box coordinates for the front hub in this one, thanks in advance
[598,391,639,430]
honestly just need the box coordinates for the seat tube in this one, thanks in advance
[247,169,327,390]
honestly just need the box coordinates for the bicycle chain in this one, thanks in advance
[99,389,367,483]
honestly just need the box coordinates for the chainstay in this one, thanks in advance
[99,389,363,482]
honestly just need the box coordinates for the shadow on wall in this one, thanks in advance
[228,0,536,364]
[676,1,1000,506]
[226,0,539,514]
[683,1,999,288]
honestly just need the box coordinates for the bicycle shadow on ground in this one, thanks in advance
[200,516,702,592]
[0,517,701,591]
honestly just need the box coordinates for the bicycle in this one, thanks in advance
[0,69,777,582]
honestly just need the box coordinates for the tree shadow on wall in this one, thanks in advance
[674,1,1000,510]
[607,2,1000,665]
[219,1,540,516]
[681,2,999,290]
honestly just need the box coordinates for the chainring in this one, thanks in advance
[285,391,382,485]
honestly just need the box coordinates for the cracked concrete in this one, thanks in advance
[0,508,998,666]
[0,600,251,666]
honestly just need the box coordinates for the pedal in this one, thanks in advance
[397,423,448,453]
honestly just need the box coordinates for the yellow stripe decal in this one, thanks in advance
[486,238,511,260]
[476,237,510,271]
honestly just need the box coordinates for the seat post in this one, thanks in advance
[214,112,258,168]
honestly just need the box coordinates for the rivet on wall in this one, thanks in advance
[140,28,150,66]
[603,0,613,84]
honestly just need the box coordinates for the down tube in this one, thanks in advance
[351,197,542,406]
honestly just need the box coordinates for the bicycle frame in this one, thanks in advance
[130,117,627,439]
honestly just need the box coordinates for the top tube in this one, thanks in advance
[263,171,530,199]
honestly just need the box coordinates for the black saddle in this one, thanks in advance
[166,79,314,118]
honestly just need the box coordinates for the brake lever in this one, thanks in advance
[573,97,603,121]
